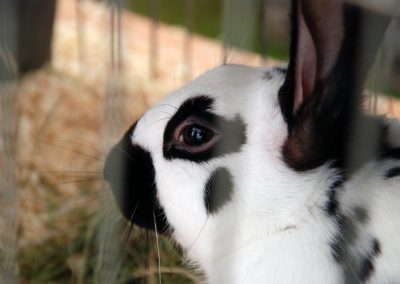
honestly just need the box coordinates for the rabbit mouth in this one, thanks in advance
[103,123,169,234]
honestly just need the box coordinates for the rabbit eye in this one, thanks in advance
[163,96,246,162]
[174,120,220,153]
[180,124,214,146]
[166,113,223,156]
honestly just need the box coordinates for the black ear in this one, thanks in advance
[279,0,397,171]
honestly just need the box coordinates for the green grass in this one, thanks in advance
[126,0,289,60]
[128,0,222,38]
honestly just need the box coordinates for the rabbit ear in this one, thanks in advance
[279,0,394,171]
[290,0,344,113]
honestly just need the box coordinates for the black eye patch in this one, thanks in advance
[163,96,247,162]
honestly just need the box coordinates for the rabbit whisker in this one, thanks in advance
[47,172,103,179]
[71,196,105,207]
[121,204,139,243]
[223,45,233,64]
[47,170,102,174]
[53,139,105,156]
[186,216,209,254]
[122,221,134,247]
[133,116,172,139]
[116,145,135,161]
[157,110,173,117]
[146,230,150,279]
[69,209,101,228]
[42,140,105,161]
[70,193,112,208]
[57,178,101,185]
[151,103,178,111]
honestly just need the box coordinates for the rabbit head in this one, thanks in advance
[104,0,396,281]
[103,64,297,257]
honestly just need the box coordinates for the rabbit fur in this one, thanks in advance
[104,0,400,283]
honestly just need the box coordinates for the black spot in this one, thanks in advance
[204,168,234,214]
[263,67,287,80]
[330,214,348,263]
[323,166,350,263]
[325,178,344,216]
[163,96,246,162]
[359,238,381,282]
[353,206,369,224]
[384,166,400,179]
[372,239,381,255]
[335,214,364,282]
[329,205,371,268]
[360,259,374,282]
[275,66,287,74]
[104,123,169,234]
[263,71,274,81]
[330,233,346,263]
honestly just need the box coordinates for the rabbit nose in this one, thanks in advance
[102,133,169,233]
[103,145,122,184]
[103,144,128,204]
[104,121,138,185]
[103,148,114,183]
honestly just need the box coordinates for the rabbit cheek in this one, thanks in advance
[104,126,168,233]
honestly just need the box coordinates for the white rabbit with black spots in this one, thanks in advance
[104,0,400,283]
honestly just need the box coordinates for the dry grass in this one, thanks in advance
[16,63,201,284]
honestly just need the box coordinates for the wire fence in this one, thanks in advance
[0,0,399,282]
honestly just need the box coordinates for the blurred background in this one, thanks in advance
[0,0,399,283]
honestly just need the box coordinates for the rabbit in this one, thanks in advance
[103,0,400,283]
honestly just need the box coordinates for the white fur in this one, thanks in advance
[130,65,400,283]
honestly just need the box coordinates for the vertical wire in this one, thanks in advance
[372,49,381,115]
[153,213,162,284]
[95,1,126,283]
[0,76,18,284]
[0,2,18,283]
[387,9,399,116]
[346,2,387,173]
[221,0,258,65]
[117,0,123,72]
[76,0,86,74]
[260,0,268,65]
[222,0,231,64]
[183,0,194,81]
[150,0,159,78]
[111,1,116,71]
